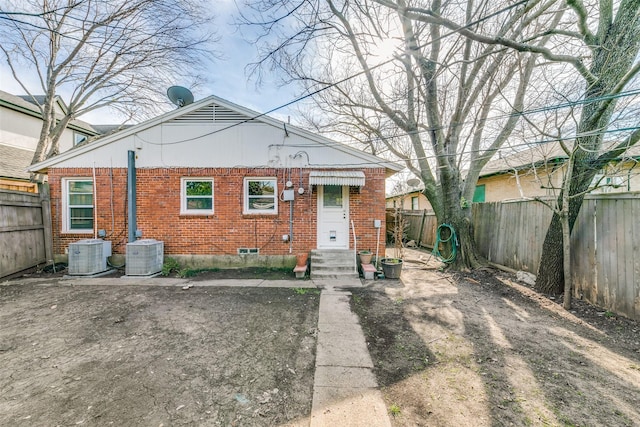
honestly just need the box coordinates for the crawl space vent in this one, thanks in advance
[238,248,259,254]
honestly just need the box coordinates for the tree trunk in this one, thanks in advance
[536,214,564,294]
[535,1,640,294]
[436,166,484,270]
[450,213,483,270]
[561,210,572,309]
[536,190,587,294]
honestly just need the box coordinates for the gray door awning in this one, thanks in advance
[309,170,366,187]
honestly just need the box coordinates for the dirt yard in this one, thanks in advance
[3,252,640,426]
[0,281,319,426]
[353,248,640,426]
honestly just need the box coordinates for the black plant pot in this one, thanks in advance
[380,258,403,279]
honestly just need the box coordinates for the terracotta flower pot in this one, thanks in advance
[358,251,373,265]
[296,253,309,267]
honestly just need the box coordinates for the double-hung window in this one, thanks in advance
[63,178,94,233]
[244,178,277,214]
[181,178,214,214]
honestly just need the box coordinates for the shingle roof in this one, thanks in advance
[481,141,640,177]
[0,145,34,180]
[17,94,49,107]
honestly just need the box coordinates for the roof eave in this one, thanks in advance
[28,94,406,174]
[479,156,568,178]
[0,98,98,135]
[27,96,219,172]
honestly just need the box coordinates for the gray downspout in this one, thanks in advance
[127,150,137,242]
[289,201,293,253]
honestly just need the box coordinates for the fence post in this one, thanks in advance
[417,209,427,247]
[39,183,54,264]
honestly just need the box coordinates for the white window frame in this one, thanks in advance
[73,131,89,146]
[62,177,94,234]
[244,177,278,214]
[411,196,419,210]
[181,177,214,215]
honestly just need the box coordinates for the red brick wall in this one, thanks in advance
[48,167,387,257]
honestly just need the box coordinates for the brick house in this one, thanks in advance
[29,95,401,269]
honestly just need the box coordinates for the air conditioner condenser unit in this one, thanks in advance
[68,239,112,275]
[126,239,164,276]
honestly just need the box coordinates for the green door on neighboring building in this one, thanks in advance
[473,184,485,203]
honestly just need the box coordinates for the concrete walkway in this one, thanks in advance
[310,279,391,427]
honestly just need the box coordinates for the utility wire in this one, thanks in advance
[138,88,640,148]
[11,1,637,166]
[133,0,532,145]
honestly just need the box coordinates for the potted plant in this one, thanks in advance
[382,204,407,279]
[381,257,403,278]
[296,252,309,268]
[358,250,373,265]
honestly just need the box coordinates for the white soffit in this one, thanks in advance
[309,170,366,186]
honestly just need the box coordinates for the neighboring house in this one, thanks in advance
[29,95,402,266]
[386,141,640,207]
[0,90,101,192]
[476,141,640,202]
[386,189,430,210]
[386,185,484,211]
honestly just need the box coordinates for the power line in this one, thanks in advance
[135,0,532,145]
[135,0,640,149]
[138,86,640,149]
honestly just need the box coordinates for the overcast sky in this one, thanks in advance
[202,1,301,123]
[0,1,301,125]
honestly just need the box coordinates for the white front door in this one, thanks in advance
[317,185,349,248]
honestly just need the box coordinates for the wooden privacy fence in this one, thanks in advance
[392,209,439,248]
[0,186,53,278]
[393,193,640,320]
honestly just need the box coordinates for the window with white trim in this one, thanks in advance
[411,196,419,210]
[181,178,214,214]
[73,132,89,146]
[591,168,625,193]
[244,178,277,214]
[62,178,94,233]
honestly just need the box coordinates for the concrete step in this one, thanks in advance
[311,271,359,279]
[311,249,354,256]
[310,249,357,279]
[311,267,358,277]
[311,258,355,268]
[311,251,355,263]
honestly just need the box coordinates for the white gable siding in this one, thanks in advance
[48,119,379,170]
[30,96,401,175]
[0,105,76,153]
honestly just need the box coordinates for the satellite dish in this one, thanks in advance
[167,86,194,108]
[407,178,421,187]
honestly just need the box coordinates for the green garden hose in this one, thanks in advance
[432,223,457,264]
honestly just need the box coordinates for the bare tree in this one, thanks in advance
[391,0,640,292]
[240,0,558,269]
[0,0,216,168]
[498,92,640,307]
